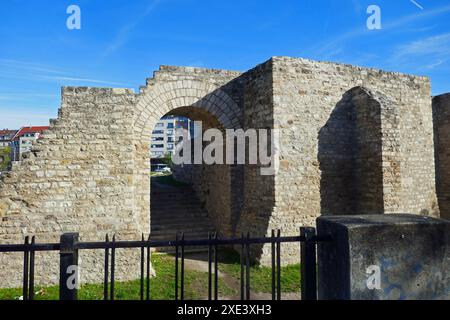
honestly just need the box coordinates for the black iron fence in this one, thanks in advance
[0,227,330,301]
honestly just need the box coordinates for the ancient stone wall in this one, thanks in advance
[233,60,276,263]
[270,57,438,263]
[0,87,145,287]
[433,93,450,220]
[0,57,444,284]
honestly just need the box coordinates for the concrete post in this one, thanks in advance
[59,233,79,300]
[316,214,449,300]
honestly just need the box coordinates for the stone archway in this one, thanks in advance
[131,79,244,239]
[133,80,242,137]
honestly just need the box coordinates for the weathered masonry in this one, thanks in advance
[0,56,447,287]
[433,93,450,221]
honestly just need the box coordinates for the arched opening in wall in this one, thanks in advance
[318,87,385,215]
[149,106,243,245]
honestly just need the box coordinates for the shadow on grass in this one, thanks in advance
[0,254,235,301]
[151,174,191,187]
[217,248,301,294]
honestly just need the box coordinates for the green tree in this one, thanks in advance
[161,152,173,168]
[0,146,11,171]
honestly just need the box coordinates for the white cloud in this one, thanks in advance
[0,59,65,75]
[0,58,134,87]
[0,110,55,129]
[388,33,450,71]
[104,0,162,56]
[410,0,424,11]
[424,60,446,70]
[394,33,450,58]
[0,93,58,101]
[38,75,129,86]
[308,4,450,60]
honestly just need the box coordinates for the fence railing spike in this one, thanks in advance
[2,228,324,301]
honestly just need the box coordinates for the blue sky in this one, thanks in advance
[0,0,449,128]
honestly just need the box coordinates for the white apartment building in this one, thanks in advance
[151,116,194,158]
[0,130,17,148]
[10,126,49,162]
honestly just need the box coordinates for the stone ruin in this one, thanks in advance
[0,56,449,287]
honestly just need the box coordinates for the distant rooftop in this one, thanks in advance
[12,126,50,141]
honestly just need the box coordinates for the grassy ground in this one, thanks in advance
[217,248,301,294]
[0,250,300,300]
[151,173,190,187]
[0,254,235,300]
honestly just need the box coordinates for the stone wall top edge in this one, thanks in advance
[271,56,430,81]
[157,65,243,76]
[433,93,450,100]
[240,58,274,77]
[61,86,136,95]
[317,214,448,229]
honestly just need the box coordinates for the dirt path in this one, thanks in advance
[182,253,300,300]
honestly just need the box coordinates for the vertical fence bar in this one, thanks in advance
[301,227,317,301]
[29,236,36,301]
[3,230,323,302]
[271,230,276,300]
[146,234,151,301]
[180,232,185,301]
[245,232,250,301]
[59,233,79,301]
[22,236,29,301]
[208,232,212,301]
[214,232,218,301]
[28,236,36,300]
[104,234,109,301]
[140,234,145,301]
[240,233,245,300]
[110,234,116,301]
[276,230,281,301]
[175,233,179,301]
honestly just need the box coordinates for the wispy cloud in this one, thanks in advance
[0,58,133,128]
[0,59,65,75]
[424,59,446,70]
[0,93,58,101]
[0,58,133,87]
[104,0,162,56]
[390,33,450,71]
[394,33,450,58]
[382,4,450,30]
[410,0,424,10]
[38,75,129,86]
[0,109,55,129]
[308,4,450,60]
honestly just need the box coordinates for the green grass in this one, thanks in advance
[0,146,11,171]
[0,254,235,301]
[218,248,301,294]
[152,174,190,187]
[0,250,301,300]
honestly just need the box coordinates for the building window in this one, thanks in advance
[167,144,174,150]
[167,123,174,129]
[151,151,164,157]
